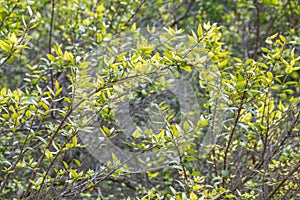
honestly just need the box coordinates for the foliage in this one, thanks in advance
[0,0,299,199]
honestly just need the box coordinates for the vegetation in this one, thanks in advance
[0,0,299,199]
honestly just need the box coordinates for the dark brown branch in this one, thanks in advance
[169,0,194,27]
[49,0,55,92]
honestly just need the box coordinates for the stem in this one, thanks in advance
[49,0,55,96]
[222,88,247,187]
[223,104,243,171]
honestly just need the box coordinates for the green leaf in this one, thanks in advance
[169,186,177,195]
[36,136,47,144]
[222,170,229,179]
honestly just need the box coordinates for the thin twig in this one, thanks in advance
[49,0,55,93]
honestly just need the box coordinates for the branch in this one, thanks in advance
[49,0,55,91]
[169,0,194,27]
[267,160,300,200]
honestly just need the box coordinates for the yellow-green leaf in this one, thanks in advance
[259,63,269,69]
[8,32,18,44]
[180,66,192,72]
[29,179,36,186]
[220,59,228,67]
[16,162,25,168]
[72,136,78,146]
[132,129,140,139]
[12,112,18,119]
[261,47,269,53]
[183,121,189,131]
[111,152,117,161]
[63,161,69,169]
[233,57,242,63]
[269,33,278,40]
[157,129,164,140]
[0,87,6,96]
[0,40,10,52]
[267,71,273,81]
[286,65,293,74]
[203,22,210,30]
[78,62,91,69]
[46,54,55,61]
[193,185,201,191]
[202,118,208,127]
[102,126,111,135]
[147,171,159,180]
[96,33,103,42]
[131,22,136,32]
[279,35,286,43]
[190,192,198,200]
[45,149,53,159]
[197,24,203,37]
[279,101,284,112]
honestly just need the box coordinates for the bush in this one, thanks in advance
[0,0,299,199]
